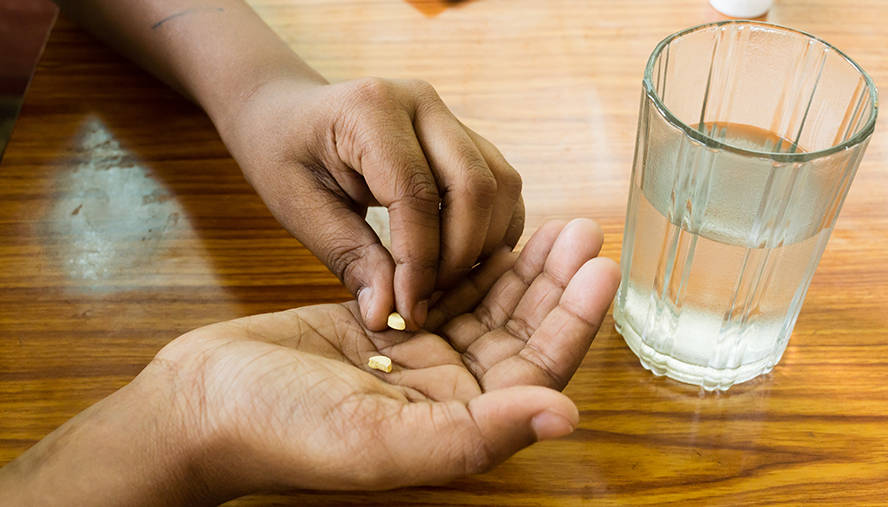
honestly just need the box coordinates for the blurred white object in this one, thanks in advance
[365,206,391,252]
[710,0,773,18]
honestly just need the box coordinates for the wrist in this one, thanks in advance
[211,69,326,155]
[0,353,220,507]
[59,0,328,151]
[164,2,330,142]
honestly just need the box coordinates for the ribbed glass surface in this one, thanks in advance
[615,21,878,390]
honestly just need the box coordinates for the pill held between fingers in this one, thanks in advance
[368,355,393,373]
[387,311,406,330]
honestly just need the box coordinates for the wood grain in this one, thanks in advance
[1,0,887,505]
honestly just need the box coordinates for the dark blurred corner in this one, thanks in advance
[0,0,58,160]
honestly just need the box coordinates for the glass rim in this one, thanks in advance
[643,20,879,163]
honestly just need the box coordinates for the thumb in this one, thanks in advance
[378,386,578,488]
[276,189,396,330]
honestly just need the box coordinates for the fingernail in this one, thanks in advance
[530,410,576,441]
[429,290,445,306]
[412,299,429,329]
[358,287,373,323]
[495,244,513,257]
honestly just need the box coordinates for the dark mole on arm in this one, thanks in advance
[151,7,224,30]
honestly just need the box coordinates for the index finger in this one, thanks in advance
[354,109,442,330]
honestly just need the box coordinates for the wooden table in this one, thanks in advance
[2,0,887,504]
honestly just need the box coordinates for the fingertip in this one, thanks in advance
[411,299,429,329]
[566,216,604,233]
[562,256,623,318]
[393,263,437,330]
[378,386,576,486]
[358,286,385,331]
[599,255,623,288]
[587,255,622,295]
[353,255,395,331]
[467,386,578,450]
[576,217,604,244]
[557,218,605,257]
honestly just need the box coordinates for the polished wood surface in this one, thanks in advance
[2,0,887,504]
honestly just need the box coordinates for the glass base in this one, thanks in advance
[615,314,775,391]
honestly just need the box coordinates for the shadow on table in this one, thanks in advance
[3,16,351,358]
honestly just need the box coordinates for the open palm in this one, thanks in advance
[157,219,620,497]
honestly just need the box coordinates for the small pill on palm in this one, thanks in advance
[368,355,393,373]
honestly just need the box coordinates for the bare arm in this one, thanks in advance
[54,0,327,132]
[52,0,525,332]
[0,361,216,507]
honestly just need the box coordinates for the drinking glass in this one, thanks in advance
[614,21,878,391]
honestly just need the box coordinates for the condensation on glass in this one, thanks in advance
[614,21,878,391]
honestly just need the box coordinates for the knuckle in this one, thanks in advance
[393,170,440,212]
[507,212,526,240]
[521,345,569,389]
[462,427,497,475]
[432,403,496,476]
[459,348,485,378]
[409,78,439,99]
[504,316,534,342]
[394,248,439,275]
[324,234,370,284]
[350,76,396,107]
[497,163,523,196]
[472,302,499,332]
[461,166,498,207]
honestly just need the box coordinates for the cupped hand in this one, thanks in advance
[154,219,619,501]
[221,76,524,331]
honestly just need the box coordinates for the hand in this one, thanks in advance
[157,219,617,501]
[57,0,523,331]
[221,76,525,331]
[0,219,618,506]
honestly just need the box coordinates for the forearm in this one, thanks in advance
[0,362,219,507]
[52,0,327,136]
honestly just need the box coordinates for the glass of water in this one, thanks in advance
[614,21,878,391]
